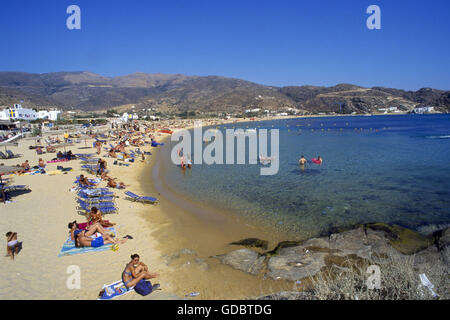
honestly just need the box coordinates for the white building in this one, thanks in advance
[0,104,62,121]
[38,110,62,121]
[0,104,38,121]
[412,106,434,114]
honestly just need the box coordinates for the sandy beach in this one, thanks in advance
[0,116,302,300]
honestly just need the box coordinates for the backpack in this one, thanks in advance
[134,280,153,296]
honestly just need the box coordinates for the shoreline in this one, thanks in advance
[1,114,448,300]
[135,127,298,299]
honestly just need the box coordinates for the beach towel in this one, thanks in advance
[47,159,69,164]
[98,279,134,300]
[58,227,116,257]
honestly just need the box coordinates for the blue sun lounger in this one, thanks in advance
[78,200,118,214]
[1,185,30,192]
[78,192,114,202]
[79,188,114,198]
[125,191,158,204]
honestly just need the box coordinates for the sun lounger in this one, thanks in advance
[1,185,30,192]
[78,201,118,214]
[75,153,96,158]
[6,150,18,158]
[125,191,158,204]
[78,198,116,209]
[80,158,99,164]
[78,192,115,202]
[0,151,7,159]
[79,188,114,197]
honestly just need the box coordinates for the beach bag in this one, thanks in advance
[134,279,153,296]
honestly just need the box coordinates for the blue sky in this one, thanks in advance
[0,0,449,90]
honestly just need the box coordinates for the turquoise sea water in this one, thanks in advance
[159,115,450,237]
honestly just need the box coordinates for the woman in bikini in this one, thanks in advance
[122,254,159,289]
[89,207,115,228]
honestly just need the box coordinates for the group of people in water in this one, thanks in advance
[299,155,323,167]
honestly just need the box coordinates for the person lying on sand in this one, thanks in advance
[122,254,159,289]
[74,227,128,248]
[107,178,129,189]
[5,232,19,260]
[69,221,115,240]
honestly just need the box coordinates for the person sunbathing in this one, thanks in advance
[46,145,56,153]
[5,232,20,260]
[107,178,129,189]
[122,254,159,289]
[38,158,46,170]
[100,170,112,181]
[74,229,127,248]
[18,160,30,174]
[89,207,115,228]
[108,149,117,158]
[36,146,44,155]
[69,220,115,240]
[79,174,95,187]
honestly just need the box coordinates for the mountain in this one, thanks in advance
[0,71,448,114]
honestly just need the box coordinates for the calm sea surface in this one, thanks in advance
[158,114,450,237]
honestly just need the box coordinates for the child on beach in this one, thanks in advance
[5,232,20,260]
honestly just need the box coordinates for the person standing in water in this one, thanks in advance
[299,155,307,166]
[317,156,323,165]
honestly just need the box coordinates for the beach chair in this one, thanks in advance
[78,200,118,214]
[75,153,96,158]
[125,191,158,204]
[78,192,115,203]
[5,150,21,158]
[81,164,99,174]
[80,158,99,164]
[79,188,114,198]
[1,185,30,192]
[77,198,116,209]
[0,151,7,159]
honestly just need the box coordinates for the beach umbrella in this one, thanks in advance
[0,165,20,204]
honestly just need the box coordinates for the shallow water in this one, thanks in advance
[159,115,450,238]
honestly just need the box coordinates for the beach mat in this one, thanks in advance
[98,279,134,300]
[58,227,116,257]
